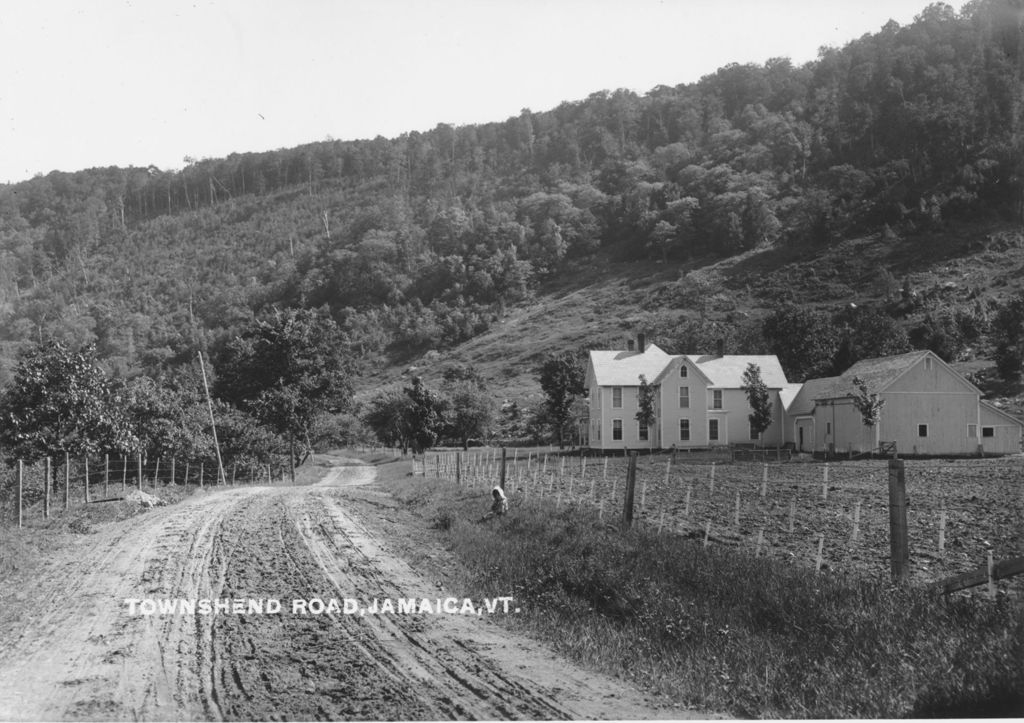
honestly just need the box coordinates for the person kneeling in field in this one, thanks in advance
[479,486,509,522]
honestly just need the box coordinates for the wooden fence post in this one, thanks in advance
[621,452,638,531]
[171,458,176,486]
[200,461,205,488]
[121,454,127,493]
[938,505,946,557]
[44,457,51,519]
[231,463,237,486]
[888,459,909,583]
[456,453,462,486]
[104,454,109,498]
[137,453,143,492]
[500,447,507,492]
[154,457,161,487]
[84,457,90,503]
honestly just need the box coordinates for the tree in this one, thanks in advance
[762,305,840,382]
[992,292,1024,382]
[538,351,585,448]
[363,388,413,451]
[215,308,353,468]
[741,363,773,443]
[0,341,136,461]
[635,374,656,451]
[444,381,495,449]
[831,306,911,373]
[401,376,447,453]
[850,375,886,450]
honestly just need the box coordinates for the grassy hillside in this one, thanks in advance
[379,220,1024,420]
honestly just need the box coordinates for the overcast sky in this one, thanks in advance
[0,0,951,184]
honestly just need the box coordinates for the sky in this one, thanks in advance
[0,0,953,184]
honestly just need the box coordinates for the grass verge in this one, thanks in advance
[380,470,1024,719]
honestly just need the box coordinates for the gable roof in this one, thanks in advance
[788,375,844,416]
[779,383,804,413]
[980,400,1024,427]
[590,346,790,390]
[789,350,984,415]
[588,344,674,386]
[683,354,790,388]
[840,350,932,392]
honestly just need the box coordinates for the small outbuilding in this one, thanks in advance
[787,350,1023,456]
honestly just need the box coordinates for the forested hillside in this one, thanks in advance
[0,0,1022,412]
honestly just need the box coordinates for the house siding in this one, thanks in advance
[979,404,1024,455]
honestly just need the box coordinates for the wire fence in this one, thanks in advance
[418,448,1024,590]
[1,453,296,526]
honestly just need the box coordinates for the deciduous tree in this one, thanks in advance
[0,341,136,461]
[538,351,585,448]
[742,363,773,442]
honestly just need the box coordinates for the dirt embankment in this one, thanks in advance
[0,458,686,721]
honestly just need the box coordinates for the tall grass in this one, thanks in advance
[386,474,1024,718]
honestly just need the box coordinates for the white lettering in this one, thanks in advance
[139,599,157,615]
[326,599,341,614]
[344,598,359,614]
[379,599,394,614]
[484,598,499,614]
[308,598,325,615]
[398,598,416,614]
[214,599,230,614]
[124,598,140,615]
[292,599,308,614]
[266,599,281,614]
[460,598,476,615]
[442,597,458,614]
[417,598,433,614]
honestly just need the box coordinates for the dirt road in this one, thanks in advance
[0,458,682,721]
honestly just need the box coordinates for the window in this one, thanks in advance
[709,419,720,441]
[918,424,928,438]
[982,426,994,438]
[750,421,760,441]
[612,387,622,408]
[711,390,723,409]
[638,420,649,441]
[968,424,977,438]
[678,386,689,408]
[925,357,933,370]
[826,422,832,435]
[679,365,688,378]
[679,419,690,441]
[612,419,623,440]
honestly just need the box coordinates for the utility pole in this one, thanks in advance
[198,351,227,485]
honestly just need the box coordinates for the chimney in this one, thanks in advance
[716,338,725,357]
[637,333,646,353]
[626,338,635,352]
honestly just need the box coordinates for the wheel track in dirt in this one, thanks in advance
[0,460,690,720]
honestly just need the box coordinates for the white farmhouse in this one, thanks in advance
[585,335,795,451]
[586,339,1023,456]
